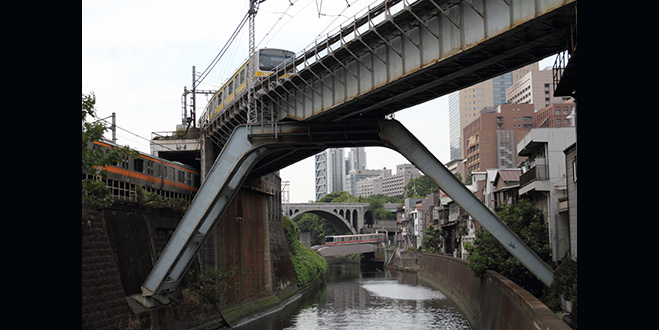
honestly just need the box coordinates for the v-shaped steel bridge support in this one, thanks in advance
[133,119,553,307]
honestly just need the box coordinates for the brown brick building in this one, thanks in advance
[463,104,536,174]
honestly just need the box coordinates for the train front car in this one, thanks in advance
[199,48,295,126]
[255,48,296,76]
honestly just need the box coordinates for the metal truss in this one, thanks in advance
[202,0,575,151]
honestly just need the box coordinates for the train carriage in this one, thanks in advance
[85,140,200,201]
[324,233,385,246]
[201,48,295,124]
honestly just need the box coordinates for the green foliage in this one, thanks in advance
[551,257,577,303]
[81,177,115,208]
[283,216,328,286]
[465,200,552,301]
[405,175,439,198]
[421,224,443,253]
[318,191,358,203]
[186,266,249,305]
[134,185,191,211]
[363,194,400,221]
[82,91,137,208]
[294,213,338,246]
[551,257,577,326]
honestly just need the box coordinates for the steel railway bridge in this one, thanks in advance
[134,0,577,307]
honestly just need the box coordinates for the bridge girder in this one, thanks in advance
[137,0,577,307]
[201,0,576,150]
[135,119,554,307]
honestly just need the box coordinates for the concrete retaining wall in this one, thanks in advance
[388,252,569,330]
[82,173,300,329]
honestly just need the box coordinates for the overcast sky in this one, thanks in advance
[82,0,554,203]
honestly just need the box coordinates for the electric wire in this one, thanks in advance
[195,12,249,86]
[96,117,181,153]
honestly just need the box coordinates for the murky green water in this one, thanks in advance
[235,259,471,330]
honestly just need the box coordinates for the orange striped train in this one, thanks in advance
[86,140,200,201]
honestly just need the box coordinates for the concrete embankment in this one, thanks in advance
[82,173,312,329]
[387,251,569,330]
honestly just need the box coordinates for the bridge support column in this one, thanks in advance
[378,120,554,286]
[136,119,553,307]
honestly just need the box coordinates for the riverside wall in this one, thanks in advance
[387,251,569,330]
[82,173,300,329]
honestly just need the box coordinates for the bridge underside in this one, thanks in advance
[135,119,555,307]
[285,1,574,123]
[202,0,576,150]
[293,210,356,235]
[313,244,378,257]
[137,0,576,307]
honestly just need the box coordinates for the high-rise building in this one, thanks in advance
[506,67,572,110]
[314,148,345,200]
[448,63,538,161]
[347,147,366,172]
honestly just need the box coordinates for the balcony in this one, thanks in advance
[519,165,550,195]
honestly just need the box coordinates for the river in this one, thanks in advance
[235,258,472,330]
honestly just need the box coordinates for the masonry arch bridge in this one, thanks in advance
[284,203,373,235]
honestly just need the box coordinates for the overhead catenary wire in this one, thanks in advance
[96,117,181,153]
[195,12,250,87]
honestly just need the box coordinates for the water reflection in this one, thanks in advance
[236,259,471,330]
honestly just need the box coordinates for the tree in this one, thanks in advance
[405,175,439,198]
[82,91,136,207]
[464,200,552,302]
[421,224,443,253]
[318,191,358,203]
[294,213,338,246]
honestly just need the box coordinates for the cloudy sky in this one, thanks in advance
[82,0,553,203]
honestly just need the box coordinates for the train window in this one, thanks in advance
[228,81,234,95]
[154,164,161,177]
[325,236,334,243]
[259,49,295,71]
[178,170,185,183]
[134,158,144,172]
[146,161,154,175]
[239,68,245,85]
[120,155,129,169]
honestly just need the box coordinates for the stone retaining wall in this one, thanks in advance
[388,252,569,330]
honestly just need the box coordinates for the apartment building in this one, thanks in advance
[462,104,536,174]
[506,68,572,111]
[354,164,420,198]
[517,127,576,262]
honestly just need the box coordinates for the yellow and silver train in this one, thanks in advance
[202,48,295,123]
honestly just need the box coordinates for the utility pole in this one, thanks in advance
[111,112,116,144]
[191,65,197,127]
[247,0,258,125]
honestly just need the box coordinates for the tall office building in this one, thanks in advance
[506,67,572,110]
[448,63,538,161]
[314,148,345,200]
[347,147,366,172]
